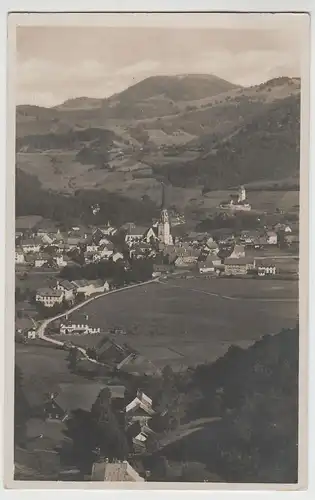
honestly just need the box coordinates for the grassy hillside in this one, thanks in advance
[15,75,301,205]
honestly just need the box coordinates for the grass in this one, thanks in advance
[62,279,298,370]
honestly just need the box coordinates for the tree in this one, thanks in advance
[67,347,79,373]
[91,388,129,460]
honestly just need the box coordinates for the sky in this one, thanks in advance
[14,13,308,107]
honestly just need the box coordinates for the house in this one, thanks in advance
[174,246,200,267]
[125,391,156,427]
[40,233,56,245]
[152,263,174,277]
[257,261,277,276]
[54,255,68,268]
[15,317,37,339]
[229,244,246,259]
[266,231,278,245]
[59,320,101,335]
[44,383,124,422]
[35,288,64,307]
[98,243,114,260]
[198,261,216,274]
[124,226,148,245]
[91,460,145,482]
[34,252,52,268]
[71,279,110,298]
[112,251,124,263]
[224,257,256,275]
[55,280,77,301]
[15,248,25,264]
[66,236,84,250]
[21,238,42,254]
[205,239,219,255]
[86,243,99,253]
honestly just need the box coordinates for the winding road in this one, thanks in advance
[36,278,159,363]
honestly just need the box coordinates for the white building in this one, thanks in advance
[35,288,64,307]
[56,280,77,301]
[15,248,25,264]
[60,321,101,335]
[71,279,110,298]
[266,231,278,245]
[21,238,42,254]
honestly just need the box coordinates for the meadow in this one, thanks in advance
[61,278,298,370]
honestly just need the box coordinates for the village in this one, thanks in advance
[14,184,299,481]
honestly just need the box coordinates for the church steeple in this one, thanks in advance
[158,181,173,245]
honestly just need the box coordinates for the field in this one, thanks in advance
[61,278,298,370]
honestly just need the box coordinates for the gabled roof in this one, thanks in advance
[59,280,77,291]
[91,460,144,482]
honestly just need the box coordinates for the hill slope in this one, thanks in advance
[15,75,301,208]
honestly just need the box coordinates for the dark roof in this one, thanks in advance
[224,257,255,266]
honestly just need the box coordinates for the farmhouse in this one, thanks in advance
[112,251,124,262]
[71,279,110,297]
[224,257,256,275]
[125,391,156,426]
[16,317,37,339]
[55,280,77,301]
[91,460,144,482]
[35,288,64,307]
[59,320,101,335]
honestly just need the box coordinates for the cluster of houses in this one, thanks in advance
[15,222,123,270]
[43,384,160,459]
[35,279,111,308]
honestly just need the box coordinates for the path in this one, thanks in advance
[36,278,159,364]
[158,281,297,302]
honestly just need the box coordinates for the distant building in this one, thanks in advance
[219,185,251,211]
[35,288,64,307]
[71,279,110,298]
[59,320,101,335]
[21,238,42,254]
[224,257,256,275]
[16,317,37,339]
[257,261,277,276]
[229,244,246,259]
[125,391,156,427]
[55,280,77,302]
[266,231,278,245]
[15,248,25,264]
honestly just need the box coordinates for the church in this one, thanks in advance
[141,183,174,246]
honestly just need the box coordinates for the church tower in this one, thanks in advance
[157,183,173,245]
[238,185,246,203]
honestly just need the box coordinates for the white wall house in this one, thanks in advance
[35,288,64,307]
[55,280,77,301]
[266,231,278,245]
[60,322,101,335]
[71,280,110,298]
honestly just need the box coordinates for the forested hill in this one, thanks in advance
[15,169,159,227]
[162,326,299,484]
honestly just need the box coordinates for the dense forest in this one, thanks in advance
[15,169,159,226]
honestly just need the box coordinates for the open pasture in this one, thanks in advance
[69,279,298,369]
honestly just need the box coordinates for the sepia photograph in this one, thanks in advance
[6,11,310,488]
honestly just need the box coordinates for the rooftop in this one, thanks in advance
[36,288,63,297]
[91,460,144,482]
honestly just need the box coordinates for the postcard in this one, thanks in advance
[4,11,310,490]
